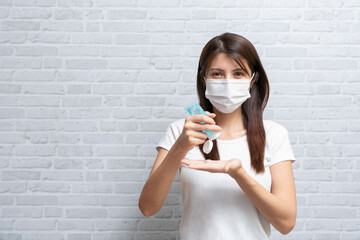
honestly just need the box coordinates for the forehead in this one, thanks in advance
[208,52,250,71]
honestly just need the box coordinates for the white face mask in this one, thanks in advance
[205,72,255,114]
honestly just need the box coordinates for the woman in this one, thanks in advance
[139,32,296,239]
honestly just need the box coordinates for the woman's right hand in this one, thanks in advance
[178,111,222,151]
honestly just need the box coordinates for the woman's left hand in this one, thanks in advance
[180,158,243,177]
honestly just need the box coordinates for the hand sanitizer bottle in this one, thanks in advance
[185,103,221,154]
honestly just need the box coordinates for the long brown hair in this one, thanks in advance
[196,32,269,173]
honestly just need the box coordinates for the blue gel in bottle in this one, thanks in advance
[185,103,220,141]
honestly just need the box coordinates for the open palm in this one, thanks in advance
[181,158,242,176]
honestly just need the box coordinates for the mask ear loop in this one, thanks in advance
[202,75,207,88]
[250,72,257,89]
[251,72,256,81]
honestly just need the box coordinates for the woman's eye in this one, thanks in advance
[212,72,222,77]
[235,72,243,76]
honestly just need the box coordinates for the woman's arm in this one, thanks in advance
[139,113,220,217]
[138,138,190,217]
[180,158,296,234]
[229,160,296,235]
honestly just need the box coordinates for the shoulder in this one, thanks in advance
[263,119,296,165]
[156,118,185,152]
[170,118,185,128]
[168,118,185,130]
[263,119,287,131]
[263,119,289,140]
[167,118,185,136]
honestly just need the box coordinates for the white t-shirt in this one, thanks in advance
[156,118,296,240]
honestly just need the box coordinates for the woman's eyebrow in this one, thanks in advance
[209,68,244,71]
[209,68,223,71]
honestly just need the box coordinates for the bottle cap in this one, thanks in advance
[203,139,213,154]
[208,131,220,141]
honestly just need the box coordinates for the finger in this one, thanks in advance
[181,159,203,167]
[181,159,205,166]
[182,160,225,173]
[189,114,215,125]
[224,164,230,172]
[204,111,216,117]
[181,159,190,165]
[187,160,221,169]
[187,129,208,140]
[187,122,222,132]
[189,163,224,172]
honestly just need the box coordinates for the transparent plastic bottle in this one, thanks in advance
[185,103,221,153]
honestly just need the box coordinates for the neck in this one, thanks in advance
[213,107,245,133]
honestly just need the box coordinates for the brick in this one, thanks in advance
[0,196,14,205]
[1,21,40,31]
[59,46,99,56]
[0,84,21,93]
[65,209,107,218]
[107,158,146,169]
[16,196,57,205]
[72,33,112,44]
[68,108,111,119]
[67,234,92,240]
[0,133,24,143]
[14,220,56,230]
[11,8,52,19]
[2,171,40,180]
[11,158,51,168]
[65,59,107,69]
[14,146,55,156]
[108,207,143,218]
[2,207,42,218]
[115,34,150,45]
[71,183,113,193]
[83,133,123,144]
[58,220,94,230]
[95,220,138,231]
[61,96,102,107]
[57,120,98,132]
[42,21,83,32]
[314,208,356,219]
[108,10,146,20]
[42,171,83,181]
[54,9,83,20]
[101,46,139,57]
[139,219,180,231]
[0,182,27,193]
[28,182,70,193]
[57,146,92,157]
[102,171,143,182]
[261,9,301,20]
[26,108,67,119]
[103,22,142,32]
[93,84,133,94]
[22,233,63,240]
[59,195,100,205]
[0,234,21,240]
[44,207,62,217]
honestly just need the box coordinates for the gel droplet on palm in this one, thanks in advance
[185,103,221,153]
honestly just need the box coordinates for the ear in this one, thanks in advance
[203,76,207,87]
[250,72,257,88]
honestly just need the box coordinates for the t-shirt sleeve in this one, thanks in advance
[268,123,296,167]
[155,121,180,152]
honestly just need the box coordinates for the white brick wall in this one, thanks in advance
[0,0,359,239]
